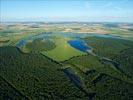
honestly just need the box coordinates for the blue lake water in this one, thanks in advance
[16,40,26,48]
[68,39,91,52]
[16,32,121,48]
[16,33,52,48]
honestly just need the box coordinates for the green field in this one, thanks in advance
[42,37,86,61]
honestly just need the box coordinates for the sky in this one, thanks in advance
[0,0,133,22]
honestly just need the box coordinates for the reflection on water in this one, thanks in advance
[68,39,91,52]
[16,32,120,48]
[16,40,26,48]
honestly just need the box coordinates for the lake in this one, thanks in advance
[68,39,91,52]
[16,40,26,48]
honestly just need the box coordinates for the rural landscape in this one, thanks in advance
[0,22,133,100]
[0,0,133,100]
